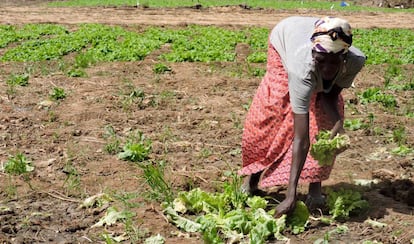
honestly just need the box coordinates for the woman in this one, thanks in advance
[239,16,366,216]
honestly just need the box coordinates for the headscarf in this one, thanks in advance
[311,16,353,54]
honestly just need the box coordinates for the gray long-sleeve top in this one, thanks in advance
[269,16,366,114]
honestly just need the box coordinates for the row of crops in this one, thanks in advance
[1,23,413,121]
[0,23,413,65]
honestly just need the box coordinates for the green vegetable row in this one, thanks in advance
[0,24,412,64]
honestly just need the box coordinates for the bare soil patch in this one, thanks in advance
[1,1,413,243]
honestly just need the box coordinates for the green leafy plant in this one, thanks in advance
[3,152,34,175]
[358,87,397,108]
[344,118,367,131]
[162,186,290,243]
[103,125,122,155]
[139,160,174,203]
[78,193,113,209]
[63,162,81,195]
[314,225,349,244]
[161,25,245,62]
[242,100,252,111]
[406,111,414,118]
[92,206,136,228]
[2,153,34,197]
[161,171,310,243]
[50,87,67,100]
[67,68,87,77]
[353,28,414,65]
[153,63,172,74]
[392,126,407,145]
[326,188,369,221]
[6,73,29,86]
[129,88,146,102]
[310,131,350,166]
[249,67,266,77]
[118,130,152,162]
[246,52,267,63]
[75,51,96,68]
[286,201,309,234]
[119,83,146,110]
[391,145,413,156]
[384,64,404,88]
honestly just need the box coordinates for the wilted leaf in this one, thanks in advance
[91,206,135,228]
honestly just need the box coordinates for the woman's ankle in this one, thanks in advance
[241,171,262,194]
[249,171,261,188]
[308,182,322,198]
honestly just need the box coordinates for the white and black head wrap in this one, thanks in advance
[311,16,353,54]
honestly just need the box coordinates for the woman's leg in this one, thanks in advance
[308,182,322,197]
[306,182,326,211]
[241,171,262,194]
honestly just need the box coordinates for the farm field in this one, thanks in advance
[0,1,413,243]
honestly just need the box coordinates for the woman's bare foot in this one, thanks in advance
[306,182,327,213]
[305,195,326,212]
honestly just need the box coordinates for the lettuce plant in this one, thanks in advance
[310,131,350,166]
[326,188,369,221]
[162,186,311,243]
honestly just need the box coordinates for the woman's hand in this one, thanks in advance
[275,197,296,218]
[330,119,345,139]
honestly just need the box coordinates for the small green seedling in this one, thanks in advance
[139,160,174,203]
[153,63,172,74]
[3,153,34,175]
[67,68,87,77]
[103,125,122,155]
[7,73,29,86]
[50,87,67,100]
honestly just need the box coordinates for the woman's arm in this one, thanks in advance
[275,113,310,217]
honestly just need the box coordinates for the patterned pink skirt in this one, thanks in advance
[239,42,344,188]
